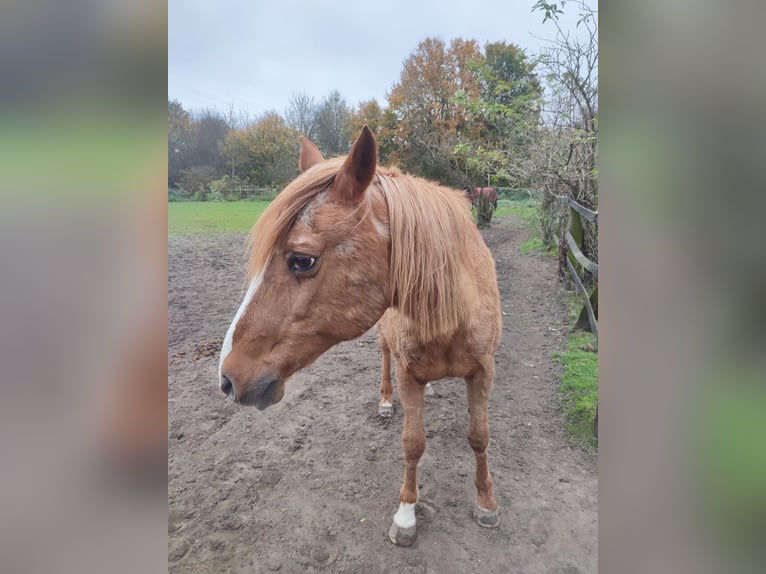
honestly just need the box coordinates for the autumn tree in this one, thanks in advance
[222,112,298,187]
[348,98,389,162]
[386,38,483,185]
[348,99,383,138]
[375,107,402,168]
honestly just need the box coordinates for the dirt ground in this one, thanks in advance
[168,214,597,573]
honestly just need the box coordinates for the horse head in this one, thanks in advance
[218,127,391,409]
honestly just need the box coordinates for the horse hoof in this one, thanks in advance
[425,383,435,396]
[388,521,417,546]
[378,402,394,418]
[473,505,500,528]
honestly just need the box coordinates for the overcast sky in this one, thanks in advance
[169,0,593,117]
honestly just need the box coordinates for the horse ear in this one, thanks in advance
[332,125,377,202]
[299,136,324,171]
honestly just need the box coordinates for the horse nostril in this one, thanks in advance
[220,375,235,400]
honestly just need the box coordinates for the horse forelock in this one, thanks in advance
[244,159,344,281]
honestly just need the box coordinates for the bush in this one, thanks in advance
[168,188,190,202]
[179,165,217,196]
[192,190,206,202]
[497,188,533,201]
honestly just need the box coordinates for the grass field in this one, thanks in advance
[168,197,546,238]
[168,201,271,235]
[494,198,538,223]
[169,198,534,236]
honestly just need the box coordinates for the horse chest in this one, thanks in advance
[399,344,472,381]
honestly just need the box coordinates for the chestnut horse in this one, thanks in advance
[219,126,502,545]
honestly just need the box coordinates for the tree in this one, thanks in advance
[178,165,218,197]
[386,38,483,184]
[348,99,383,138]
[531,0,598,250]
[223,102,252,130]
[192,109,230,174]
[314,91,352,156]
[285,92,317,139]
[452,42,544,189]
[348,99,389,163]
[168,99,197,187]
[222,112,298,187]
[532,0,598,363]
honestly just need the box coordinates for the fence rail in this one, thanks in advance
[565,231,599,279]
[548,191,598,223]
[549,191,599,438]
[549,191,599,346]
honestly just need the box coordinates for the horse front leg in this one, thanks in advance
[388,366,426,546]
[465,365,500,528]
[377,332,394,417]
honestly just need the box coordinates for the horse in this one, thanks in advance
[218,126,502,546]
[472,186,499,211]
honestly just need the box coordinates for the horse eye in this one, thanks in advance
[289,254,317,273]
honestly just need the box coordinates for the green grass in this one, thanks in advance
[564,293,586,323]
[518,235,557,256]
[168,200,271,235]
[493,199,556,256]
[553,331,598,449]
[493,198,538,224]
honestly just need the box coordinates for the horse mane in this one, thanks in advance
[376,169,473,342]
[246,159,474,342]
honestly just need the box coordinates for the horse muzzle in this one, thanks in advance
[220,372,281,410]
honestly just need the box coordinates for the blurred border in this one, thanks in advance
[2,1,764,572]
[0,1,168,573]
[601,1,766,573]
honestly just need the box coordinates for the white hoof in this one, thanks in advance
[378,401,394,418]
[425,383,435,396]
[389,501,417,545]
[388,521,417,546]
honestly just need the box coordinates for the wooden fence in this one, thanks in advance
[549,192,599,437]
[224,187,276,199]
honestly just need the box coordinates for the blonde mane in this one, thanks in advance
[246,160,475,342]
[377,169,474,341]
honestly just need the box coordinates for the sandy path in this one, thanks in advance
[168,214,597,573]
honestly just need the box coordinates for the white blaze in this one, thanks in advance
[219,271,264,388]
[393,502,417,529]
[370,213,389,238]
